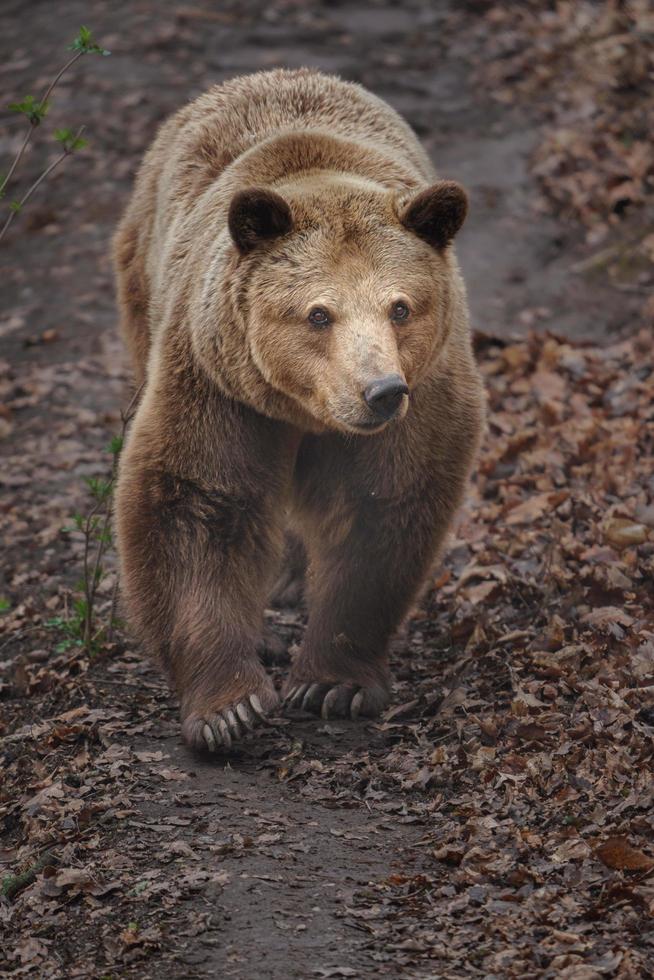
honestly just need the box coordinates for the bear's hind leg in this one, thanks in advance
[269,532,306,608]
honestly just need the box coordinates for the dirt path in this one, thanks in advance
[2,3,653,978]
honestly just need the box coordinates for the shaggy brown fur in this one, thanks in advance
[113,68,485,752]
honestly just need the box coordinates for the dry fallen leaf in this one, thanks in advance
[604,518,650,549]
[595,837,654,872]
[505,491,568,526]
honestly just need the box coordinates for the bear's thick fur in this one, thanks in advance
[113,68,485,751]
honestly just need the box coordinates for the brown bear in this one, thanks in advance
[113,68,485,752]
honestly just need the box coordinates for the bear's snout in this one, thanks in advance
[363,373,409,421]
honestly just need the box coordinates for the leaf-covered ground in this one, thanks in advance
[2,329,652,978]
[1,2,653,978]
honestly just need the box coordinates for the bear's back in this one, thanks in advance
[151,69,433,209]
[195,69,431,174]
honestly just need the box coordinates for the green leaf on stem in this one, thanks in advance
[54,128,88,152]
[107,435,124,456]
[84,476,112,502]
[8,95,48,125]
[69,25,111,56]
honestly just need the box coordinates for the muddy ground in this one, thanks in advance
[1,2,653,978]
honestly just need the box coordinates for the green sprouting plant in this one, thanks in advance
[49,389,141,657]
[49,446,121,656]
[0,26,109,244]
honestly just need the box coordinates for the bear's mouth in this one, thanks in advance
[349,418,388,433]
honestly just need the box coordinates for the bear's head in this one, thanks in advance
[213,175,468,435]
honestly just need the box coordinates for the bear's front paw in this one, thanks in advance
[182,683,280,753]
[283,679,389,720]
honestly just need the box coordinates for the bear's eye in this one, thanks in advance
[308,307,330,328]
[391,301,410,323]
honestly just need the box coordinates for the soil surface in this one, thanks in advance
[1,2,653,979]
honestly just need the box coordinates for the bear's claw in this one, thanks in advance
[284,682,370,720]
[199,694,270,752]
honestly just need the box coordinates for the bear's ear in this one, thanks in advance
[400,181,468,250]
[228,187,293,253]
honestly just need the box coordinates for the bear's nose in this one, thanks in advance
[363,374,409,420]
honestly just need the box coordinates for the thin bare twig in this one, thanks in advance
[0,126,85,244]
[106,384,144,641]
[2,51,84,194]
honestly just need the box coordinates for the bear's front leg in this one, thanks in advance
[284,385,482,721]
[284,484,452,720]
[116,393,297,753]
